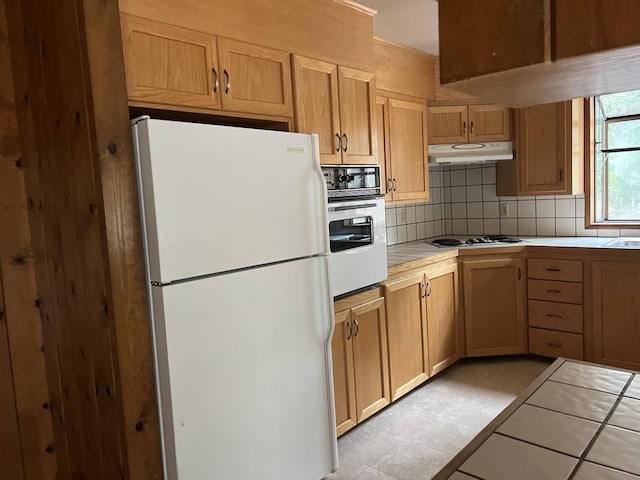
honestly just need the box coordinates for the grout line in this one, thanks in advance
[566,374,636,480]
[493,431,581,460]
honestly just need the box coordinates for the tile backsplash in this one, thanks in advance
[386,164,633,247]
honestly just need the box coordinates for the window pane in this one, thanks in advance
[607,119,640,149]
[595,101,605,222]
[600,90,640,118]
[607,151,640,220]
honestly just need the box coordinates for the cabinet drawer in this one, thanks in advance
[528,279,583,304]
[528,300,583,333]
[528,259,583,282]
[529,328,583,360]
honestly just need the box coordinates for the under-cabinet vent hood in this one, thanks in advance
[428,142,513,165]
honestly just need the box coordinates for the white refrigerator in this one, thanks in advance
[131,118,338,479]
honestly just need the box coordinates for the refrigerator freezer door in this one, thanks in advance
[133,119,328,284]
[151,256,336,480]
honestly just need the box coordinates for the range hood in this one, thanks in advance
[428,142,513,165]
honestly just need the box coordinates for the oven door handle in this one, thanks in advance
[329,203,377,212]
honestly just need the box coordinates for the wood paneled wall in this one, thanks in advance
[0,2,56,478]
[4,0,163,477]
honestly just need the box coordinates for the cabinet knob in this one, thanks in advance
[345,321,352,340]
[392,178,397,192]
[352,318,359,337]
[517,267,522,280]
[335,133,341,152]
[342,133,348,152]
[470,121,475,134]
[547,342,563,348]
[559,168,564,182]
[462,121,467,134]
[387,178,392,193]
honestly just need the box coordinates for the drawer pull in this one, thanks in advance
[546,289,562,294]
[546,267,562,272]
[547,342,564,348]
[546,313,564,319]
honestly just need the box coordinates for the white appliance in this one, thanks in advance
[321,165,387,297]
[428,141,514,165]
[131,117,338,480]
[327,198,387,296]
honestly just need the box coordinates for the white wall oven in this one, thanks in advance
[322,165,387,297]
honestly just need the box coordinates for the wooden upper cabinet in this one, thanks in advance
[428,106,468,144]
[383,273,429,401]
[331,309,357,436]
[426,264,464,376]
[468,105,511,142]
[463,257,527,357]
[350,298,390,422]
[428,104,510,144]
[292,56,341,165]
[387,99,429,202]
[438,0,546,84]
[121,14,221,109]
[437,0,640,106]
[338,67,377,164]
[217,38,293,116]
[592,262,640,371]
[497,99,584,196]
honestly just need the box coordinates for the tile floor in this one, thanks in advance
[325,356,552,480]
[451,359,640,480]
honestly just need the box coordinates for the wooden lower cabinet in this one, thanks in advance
[426,263,465,376]
[592,262,640,370]
[462,257,527,356]
[383,273,429,401]
[332,295,390,436]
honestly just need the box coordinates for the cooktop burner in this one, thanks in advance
[430,236,522,247]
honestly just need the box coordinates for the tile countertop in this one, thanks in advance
[435,358,640,480]
[387,236,635,268]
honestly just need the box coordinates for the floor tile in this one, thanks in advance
[573,461,640,480]
[625,375,640,400]
[496,404,600,456]
[609,397,640,433]
[587,425,640,475]
[325,456,397,480]
[549,361,631,394]
[526,380,618,422]
[448,473,477,480]
[459,434,578,480]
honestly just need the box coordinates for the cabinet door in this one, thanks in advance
[351,298,391,422]
[427,106,468,144]
[468,105,511,142]
[426,264,464,376]
[463,258,526,356]
[337,66,377,164]
[383,274,429,401]
[331,309,357,436]
[292,56,341,165]
[121,15,221,109]
[592,262,640,370]
[217,38,293,116]
[388,99,430,202]
[376,96,393,201]
[515,101,570,194]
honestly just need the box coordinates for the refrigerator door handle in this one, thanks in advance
[310,133,331,256]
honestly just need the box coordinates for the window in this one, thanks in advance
[592,90,640,225]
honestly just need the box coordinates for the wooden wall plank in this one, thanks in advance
[118,0,375,71]
[5,0,163,477]
[0,275,25,480]
[79,0,164,477]
[0,1,57,478]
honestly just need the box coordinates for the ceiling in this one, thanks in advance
[361,0,440,55]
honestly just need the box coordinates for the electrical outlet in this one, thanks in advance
[500,203,510,217]
[399,207,407,224]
